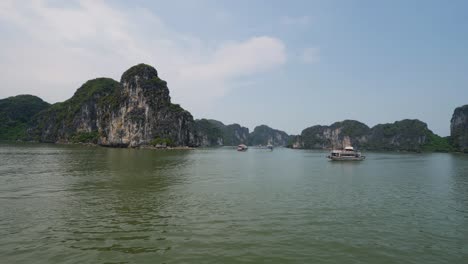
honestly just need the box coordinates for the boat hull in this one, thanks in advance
[327,156,365,161]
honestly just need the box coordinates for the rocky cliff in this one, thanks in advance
[0,95,50,140]
[450,104,468,152]
[365,119,441,151]
[1,66,461,152]
[291,119,452,152]
[224,123,249,146]
[293,120,370,149]
[195,119,249,146]
[29,64,197,147]
[248,125,290,146]
[195,119,224,146]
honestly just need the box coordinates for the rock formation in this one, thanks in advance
[294,120,369,149]
[291,119,452,152]
[450,104,468,152]
[0,64,461,153]
[29,64,197,147]
[195,119,249,146]
[195,119,224,146]
[0,95,50,140]
[248,125,290,146]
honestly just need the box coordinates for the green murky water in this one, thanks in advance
[0,143,467,263]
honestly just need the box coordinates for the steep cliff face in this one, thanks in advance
[195,119,224,147]
[194,119,249,146]
[365,119,433,151]
[248,125,290,146]
[291,119,450,152]
[30,64,197,147]
[224,124,249,145]
[0,95,50,140]
[293,120,370,149]
[451,105,468,152]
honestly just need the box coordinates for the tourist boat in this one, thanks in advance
[267,144,274,150]
[327,146,365,161]
[237,144,248,151]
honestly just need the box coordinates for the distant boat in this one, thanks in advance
[327,146,365,161]
[267,144,274,150]
[237,144,248,151]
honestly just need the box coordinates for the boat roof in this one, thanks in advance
[344,146,354,150]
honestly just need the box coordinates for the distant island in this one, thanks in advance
[0,63,467,153]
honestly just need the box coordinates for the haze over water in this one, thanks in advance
[0,143,467,263]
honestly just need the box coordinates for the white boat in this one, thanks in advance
[237,144,248,151]
[267,144,274,150]
[327,146,365,161]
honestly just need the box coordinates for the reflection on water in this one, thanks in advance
[57,147,194,261]
[0,143,467,263]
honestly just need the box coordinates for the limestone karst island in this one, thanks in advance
[1,64,467,152]
[1,1,468,264]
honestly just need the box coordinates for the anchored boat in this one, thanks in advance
[237,144,248,151]
[327,146,365,161]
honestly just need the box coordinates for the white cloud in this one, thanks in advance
[280,16,311,26]
[179,37,286,81]
[301,47,320,64]
[0,0,286,114]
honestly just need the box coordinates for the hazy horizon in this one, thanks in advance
[1,0,467,136]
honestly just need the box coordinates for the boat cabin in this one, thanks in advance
[328,146,365,161]
[330,146,361,158]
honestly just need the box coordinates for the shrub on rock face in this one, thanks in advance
[0,95,50,140]
[71,131,100,144]
[150,137,174,147]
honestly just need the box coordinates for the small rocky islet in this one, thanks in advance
[0,63,467,153]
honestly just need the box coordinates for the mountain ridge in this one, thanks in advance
[0,63,465,152]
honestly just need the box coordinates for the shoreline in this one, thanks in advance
[1,140,196,150]
[1,140,465,153]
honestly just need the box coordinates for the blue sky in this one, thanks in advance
[1,0,467,136]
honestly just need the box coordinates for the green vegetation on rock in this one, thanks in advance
[1,62,464,152]
[292,119,453,152]
[332,120,370,137]
[150,137,174,147]
[30,78,120,141]
[27,64,197,147]
[296,120,370,149]
[248,125,290,146]
[0,95,50,140]
[195,119,250,146]
[422,134,454,152]
[224,124,249,146]
[71,131,100,144]
[121,63,158,83]
[64,77,121,115]
[169,103,184,113]
[195,119,225,146]
[364,119,430,151]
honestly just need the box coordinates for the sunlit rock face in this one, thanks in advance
[30,64,198,147]
[451,105,468,152]
[291,120,370,149]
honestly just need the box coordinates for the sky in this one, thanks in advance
[0,0,467,136]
